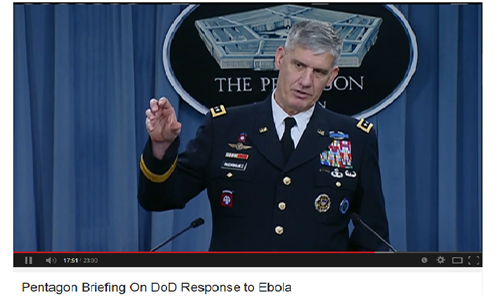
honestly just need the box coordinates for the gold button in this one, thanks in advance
[227,172,233,178]
[336,181,341,187]
[278,202,286,211]
[283,176,291,185]
[275,226,284,235]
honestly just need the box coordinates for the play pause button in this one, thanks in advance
[25,257,32,265]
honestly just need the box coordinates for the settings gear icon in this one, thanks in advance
[436,256,445,264]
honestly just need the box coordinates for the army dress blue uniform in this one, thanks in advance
[138,96,389,251]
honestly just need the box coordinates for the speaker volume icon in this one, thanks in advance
[45,257,57,264]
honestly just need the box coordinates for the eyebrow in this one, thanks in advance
[291,58,330,74]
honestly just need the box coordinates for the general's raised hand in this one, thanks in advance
[145,97,182,145]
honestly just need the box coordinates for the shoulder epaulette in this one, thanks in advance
[210,105,227,118]
[356,118,373,134]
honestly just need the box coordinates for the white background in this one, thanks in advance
[3,0,498,295]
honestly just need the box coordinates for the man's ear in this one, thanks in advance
[275,46,285,70]
[327,66,339,87]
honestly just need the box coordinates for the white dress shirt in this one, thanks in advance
[271,90,315,148]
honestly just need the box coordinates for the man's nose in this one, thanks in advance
[299,68,313,87]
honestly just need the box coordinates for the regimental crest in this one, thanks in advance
[238,132,247,143]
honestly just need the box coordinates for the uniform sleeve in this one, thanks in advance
[137,114,213,211]
[349,129,390,251]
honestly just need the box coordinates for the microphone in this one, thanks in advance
[150,218,205,252]
[350,213,397,252]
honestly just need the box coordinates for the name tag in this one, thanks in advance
[221,161,247,171]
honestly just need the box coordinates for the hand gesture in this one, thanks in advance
[145,97,182,144]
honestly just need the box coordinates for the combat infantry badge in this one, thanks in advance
[329,131,349,140]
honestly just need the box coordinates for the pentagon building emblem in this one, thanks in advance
[194,5,383,70]
[164,4,417,119]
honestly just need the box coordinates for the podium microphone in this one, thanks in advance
[150,218,205,252]
[350,213,397,252]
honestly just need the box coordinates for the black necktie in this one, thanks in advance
[281,117,297,163]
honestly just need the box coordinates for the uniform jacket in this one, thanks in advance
[138,96,389,251]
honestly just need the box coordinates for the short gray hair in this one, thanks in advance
[285,20,343,66]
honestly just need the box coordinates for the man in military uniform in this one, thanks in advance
[138,20,389,251]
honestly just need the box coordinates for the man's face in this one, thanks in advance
[274,46,339,115]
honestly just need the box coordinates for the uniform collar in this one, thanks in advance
[271,89,315,134]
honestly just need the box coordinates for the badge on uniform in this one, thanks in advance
[319,167,331,173]
[320,140,353,169]
[221,190,233,207]
[228,142,252,150]
[221,160,247,171]
[331,168,343,178]
[210,105,227,118]
[357,118,373,133]
[229,131,252,150]
[315,194,331,213]
[339,198,349,214]
[225,152,249,160]
[238,133,247,143]
[345,170,357,178]
[329,131,349,140]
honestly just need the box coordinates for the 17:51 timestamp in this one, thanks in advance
[63,258,98,264]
